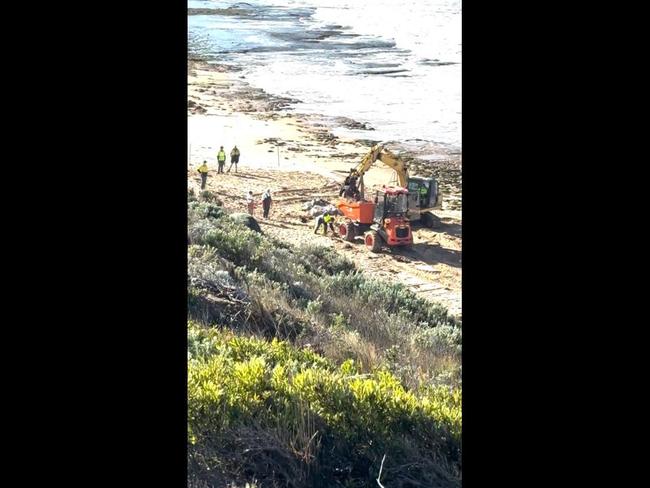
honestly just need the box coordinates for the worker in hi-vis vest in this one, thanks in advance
[419,182,429,206]
[314,211,335,235]
[197,161,209,190]
[217,146,226,174]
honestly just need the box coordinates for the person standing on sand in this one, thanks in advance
[197,161,209,190]
[339,169,354,197]
[227,145,240,173]
[261,188,272,219]
[344,172,359,200]
[217,146,226,174]
[246,190,256,216]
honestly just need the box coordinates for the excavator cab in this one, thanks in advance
[407,177,441,211]
[368,186,412,249]
[374,187,408,223]
[406,177,442,228]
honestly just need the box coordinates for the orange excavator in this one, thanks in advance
[335,144,443,252]
[337,184,413,252]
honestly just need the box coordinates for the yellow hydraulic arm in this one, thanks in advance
[352,144,409,197]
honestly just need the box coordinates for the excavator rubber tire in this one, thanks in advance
[337,222,347,239]
[364,230,382,253]
[339,222,356,242]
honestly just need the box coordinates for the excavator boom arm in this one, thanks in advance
[377,148,408,188]
[352,144,409,191]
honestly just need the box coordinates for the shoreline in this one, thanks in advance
[188,59,462,211]
[188,59,463,157]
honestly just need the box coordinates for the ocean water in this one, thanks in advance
[189,0,462,158]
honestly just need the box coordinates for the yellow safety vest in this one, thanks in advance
[324,214,333,223]
[198,164,208,174]
[217,151,226,162]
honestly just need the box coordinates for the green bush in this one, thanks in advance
[200,190,222,204]
[413,324,463,356]
[203,226,264,267]
[189,201,225,222]
[324,273,456,328]
[293,243,356,276]
[188,323,461,487]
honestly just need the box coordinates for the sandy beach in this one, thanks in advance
[188,59,462,317]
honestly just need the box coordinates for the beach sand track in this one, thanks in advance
[190,169,462,318]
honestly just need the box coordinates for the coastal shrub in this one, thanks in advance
[413,323,463,356]
[200,190,222,204]
[325,272,456,327]
[203,226,264,267]
[229,213,263,233]
[188,323,461,488]
[186,187,462,485]
[188,246,236,287]
[187,191,462,386]
[293,243,356,276]
[188,200,226,222]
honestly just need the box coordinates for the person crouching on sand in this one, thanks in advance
[246,190,257,216]
[314,210,335,235]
